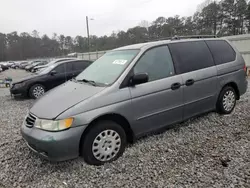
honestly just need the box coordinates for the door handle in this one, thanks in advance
[171,82,181,90]
[185,79,194,86]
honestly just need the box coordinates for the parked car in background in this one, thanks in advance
[20,38,248,165]
[32,58,77,73]
[11,62,21,69]
[11,64,17,69]
[24,61,42,71]
[19,62,29,69]
[0,63,9,71]
[6,61,15,67]
[26,61,48,72]
[30,61,48,72]
[10,59,92,99]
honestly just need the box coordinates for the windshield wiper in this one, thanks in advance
[77,79,97,86]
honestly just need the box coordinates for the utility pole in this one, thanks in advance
[86,16,90,60]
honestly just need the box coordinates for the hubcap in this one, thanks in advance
[222,90,235,112]
[92,130,121,162]
[33,86,45,98]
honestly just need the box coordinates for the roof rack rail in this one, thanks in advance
[171,35,217,40]
[146,35,217,42]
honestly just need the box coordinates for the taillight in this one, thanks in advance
[243,64,247,72]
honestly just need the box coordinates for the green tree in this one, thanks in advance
[246,2,250,31]
[65,36,73,53]
[0,33,7,61]
[200,1,222,35]
[59,35,65,55]
[235,0,248,34]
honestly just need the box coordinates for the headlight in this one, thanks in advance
[34,118,74,131]
[14,82,26,88]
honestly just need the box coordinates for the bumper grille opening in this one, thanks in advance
[25,113,36,128]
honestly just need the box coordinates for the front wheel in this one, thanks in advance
[29,84,46,99]
[81,121,127,165]
[216,86,236,114]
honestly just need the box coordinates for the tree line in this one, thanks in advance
[0,0,250,61]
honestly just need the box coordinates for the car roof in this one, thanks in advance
[54,58,76,62]
[113,38,226,51]
[56,59,92,66]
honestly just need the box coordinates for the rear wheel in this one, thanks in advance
[216,86,236,114]
[29,84,45,99]
[81,120,127,165]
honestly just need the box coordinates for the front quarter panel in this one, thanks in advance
[57,86,133,127]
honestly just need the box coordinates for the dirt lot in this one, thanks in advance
[0,69,250,188]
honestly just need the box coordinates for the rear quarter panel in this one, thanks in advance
[216,42,247,97]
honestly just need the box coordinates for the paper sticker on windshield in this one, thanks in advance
[112,60,127,65]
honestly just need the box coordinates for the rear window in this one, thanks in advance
[205,40,236,65]
[73,61,91,71]
[169,41,214,74]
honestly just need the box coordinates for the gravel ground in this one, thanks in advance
[0,70,250,188]
[0,69,32,97]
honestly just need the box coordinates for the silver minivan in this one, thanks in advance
[21,38,248,165]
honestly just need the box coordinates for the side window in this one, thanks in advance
[206,40,236,65]
[169,41,214,74]
[66,62,73,72]
[134,46,175,82]
[53,64,65,73]
[72,61,90,71]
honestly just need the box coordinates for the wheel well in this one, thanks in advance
[79,114,135,153]
[27,82,45,95]
[223,82,240,100]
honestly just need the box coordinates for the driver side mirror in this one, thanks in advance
[50,70,57,76]
[130,73,149,86]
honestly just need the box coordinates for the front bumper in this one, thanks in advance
[10,85,28,96]
[239,79,248,96]
[21,123,87,161]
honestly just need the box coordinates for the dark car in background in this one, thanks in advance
[0,63,9,71]
[32,58,76,73]
[10,59,92,99]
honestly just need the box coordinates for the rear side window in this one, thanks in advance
[206,40,236,65]
[66,62,73,72]
[53,64,65,73]
[169,41,214,74]
[73,61,91,71]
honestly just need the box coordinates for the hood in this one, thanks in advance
[30,81,106,119]
[13,74,41,84]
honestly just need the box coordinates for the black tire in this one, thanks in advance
[81,120,127,165]
[29,84,46,99]
[216,86,236,114]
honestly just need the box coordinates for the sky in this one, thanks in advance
[0,0,205,38]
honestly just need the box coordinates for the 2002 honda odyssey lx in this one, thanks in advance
[21,37,248,165]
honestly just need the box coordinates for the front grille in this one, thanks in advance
[25,113,36,128]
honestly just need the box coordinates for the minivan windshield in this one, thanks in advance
[76,50,139,85]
